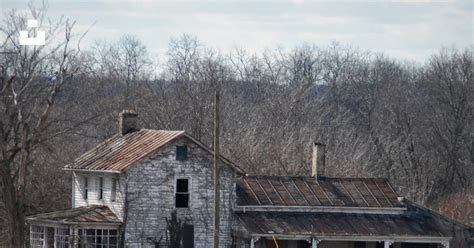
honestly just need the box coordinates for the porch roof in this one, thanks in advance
[26,205,121,225]
[236,211,450,239]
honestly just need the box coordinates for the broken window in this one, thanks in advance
[176,145,188,161]
[175,178,189,208]
[83,176,89,200]
[99,177,104,200]
[111,178,117,202]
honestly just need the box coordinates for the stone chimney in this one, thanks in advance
[119,110,139,135]
[311,142,326,179]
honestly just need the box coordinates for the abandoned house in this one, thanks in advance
[26,111,472,248]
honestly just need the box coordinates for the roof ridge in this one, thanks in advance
[241,175,389,180]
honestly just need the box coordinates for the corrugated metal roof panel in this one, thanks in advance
[236,176,403,208]
[64,129,245,174]
[65,129,184,171]
[236,211,449,237]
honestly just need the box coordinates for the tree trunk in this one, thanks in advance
[1,165,25,248]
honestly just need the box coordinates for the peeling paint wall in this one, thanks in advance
[123,136,236,247]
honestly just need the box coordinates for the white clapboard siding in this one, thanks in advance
[72,172,125,220]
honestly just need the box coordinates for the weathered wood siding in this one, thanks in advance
[124,136,236,247]
[72,171,126,220]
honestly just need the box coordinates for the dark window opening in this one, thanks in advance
[182,224,194,248]
[98,177,104,200]
[176,145,188,161]
[401,244,434,248]
[296,240,311,248]
[111,178,117,202]
[175,179,189,208]
[355,242,366,248]
[84,177,89,200]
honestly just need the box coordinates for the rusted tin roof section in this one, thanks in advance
[236,211,449,237]
[65,129,184,171]
[64,129,245,174]
[26,205,121,224]
[236,176,402,208]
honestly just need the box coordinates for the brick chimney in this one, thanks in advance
[119,110,139,135]
[312,142,326,179]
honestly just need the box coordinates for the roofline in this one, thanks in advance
[26,218,122,226]
[403,198,473,229]
[234,205,406,215]
[181,132,246,175]
[240,175,392,181]
[63,168,122,174]
[63,129,246,175]
[248,234,451,243]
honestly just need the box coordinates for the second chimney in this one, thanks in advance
[119,110,139,135]
[312,142,326,179]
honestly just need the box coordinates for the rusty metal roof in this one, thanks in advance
[237,176,402,208]
[26,205,121,224]
[64,129,244,174]
[236,211,449,237]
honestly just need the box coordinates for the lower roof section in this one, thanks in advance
[26,205,122,225]
[236,211,451,240]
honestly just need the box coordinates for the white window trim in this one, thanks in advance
[78,228,119,247]
[30,225,45,248]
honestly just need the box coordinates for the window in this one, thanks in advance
[78,229,118,248]
[111,178,117,202]
[54,228,70,248]
[98,177,104,200]
[30,225,45,248]
[176,145,188,161]
[175,178,189,208]
[83,177,89,200]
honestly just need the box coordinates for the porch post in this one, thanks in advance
[71,227,79,248]
[311,237,319,248]
[44,227,48,248]
[53,227,57,248]
[441,241,450,248]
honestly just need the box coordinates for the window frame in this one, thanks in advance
[78,228,118,248]
[175,177,191,208]
[30,225,45,248]
[54,227,70,248]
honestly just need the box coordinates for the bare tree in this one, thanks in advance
[0,4,87,246]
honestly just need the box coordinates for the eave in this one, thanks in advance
[234,205,407,215]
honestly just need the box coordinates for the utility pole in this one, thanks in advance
[213,90,220,248]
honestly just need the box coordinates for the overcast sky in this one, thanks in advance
[1,0,473,62]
